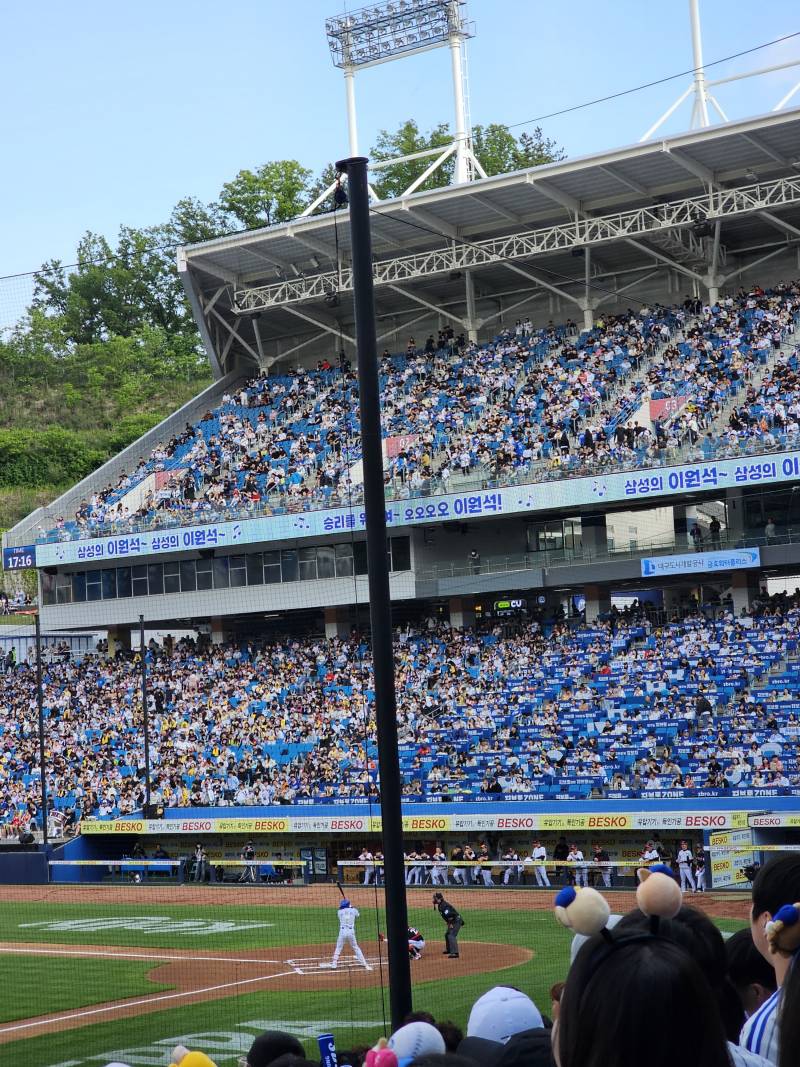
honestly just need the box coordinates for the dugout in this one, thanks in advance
[54,804,779,890]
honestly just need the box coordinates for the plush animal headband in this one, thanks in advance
[765,902,800,956]
[554,863,683,941]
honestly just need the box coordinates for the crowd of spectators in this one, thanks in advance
[34,282,800,546]
[2,596,800,828]
[391,306,675,491]
[648,282,800,456]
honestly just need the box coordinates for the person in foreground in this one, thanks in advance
[555,935,731,1067]
[740,854,800,1066]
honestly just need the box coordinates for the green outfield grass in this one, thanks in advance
[0,897,746,1067]
[0,954,173,1025]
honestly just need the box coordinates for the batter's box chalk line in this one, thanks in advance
[288,956,380,973]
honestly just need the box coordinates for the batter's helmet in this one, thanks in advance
[339,898,351,909]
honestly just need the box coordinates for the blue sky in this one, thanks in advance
[1,0,799,283]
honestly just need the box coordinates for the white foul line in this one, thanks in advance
[0,946,282,965]
[0,970,298,1036]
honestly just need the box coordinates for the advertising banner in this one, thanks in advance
[641,547,760,578]
[709,828,756,888]
[79,809,750,836]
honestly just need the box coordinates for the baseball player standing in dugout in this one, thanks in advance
[331,898,372,970]
[433,891,463,958]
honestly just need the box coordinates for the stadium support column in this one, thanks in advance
[581,513,608,557]
[106,626,131,657]
[324,606,350,639]
[730,570,758,616]
[705,221,722,305]
[210,617,225,646]
[673,504,699,550]
[581,247,595,332]
[449,596,475,630]
[336,154,412,1029]
[725,489,745,545]
[584,584,611,624]
[464,271,478,342]
[34,613,48,848]
[662,585,682,618]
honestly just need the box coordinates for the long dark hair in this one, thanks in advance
[615,905,742,1041]
[752,857,800,1067]
[559,936,730,1067]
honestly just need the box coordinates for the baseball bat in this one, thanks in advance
[336,881,345,898]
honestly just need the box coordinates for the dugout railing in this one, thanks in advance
[48,858,309,884]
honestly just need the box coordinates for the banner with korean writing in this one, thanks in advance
[79,809,749,835]
[641,547,760,577]
[36,448,800,568]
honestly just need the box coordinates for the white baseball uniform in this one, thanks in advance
[676,847,696,891]
[569,849,588,887]
[531,845,550,887]
[360,850,375,885]
[431,851,448,885]
[332,906,371,970]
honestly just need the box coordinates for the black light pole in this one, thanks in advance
[336,156,412,1029]
[34,612,48,848]
[139,615,151,810]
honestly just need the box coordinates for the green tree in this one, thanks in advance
[219,160,313,229]
[165,196,230,246]
[513,126,566,168]
[472,123,565,176]
[0,428,106,488]
[369,119,564,200]
[307,163,341,215]
[370,119,453,200]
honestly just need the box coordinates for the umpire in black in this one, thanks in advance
[433,891,463,958]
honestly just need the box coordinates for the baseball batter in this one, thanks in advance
[331,899,372,970]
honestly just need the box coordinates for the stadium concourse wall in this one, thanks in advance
[45,797,800,890]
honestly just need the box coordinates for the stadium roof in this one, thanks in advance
[179,107,800,375]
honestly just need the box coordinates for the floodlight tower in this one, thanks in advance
[641,0,800,141]
[325,0,479,189]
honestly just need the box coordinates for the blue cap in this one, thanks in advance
[555,885,577,908]
[649,863,678,881]
[339,898,351,909]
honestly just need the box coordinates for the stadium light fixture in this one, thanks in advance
[314,0,483,200]
[325,0,472,70]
